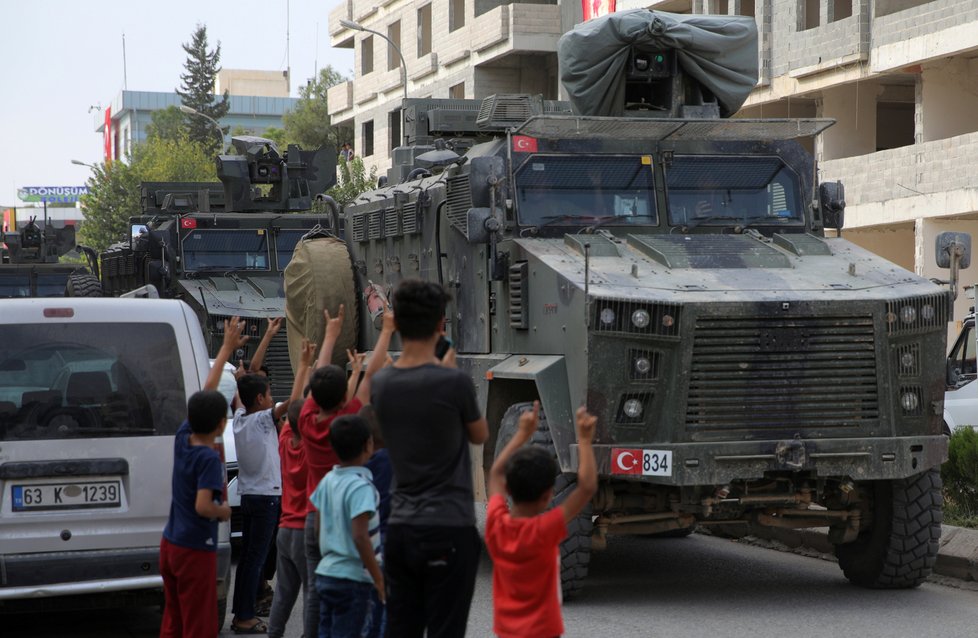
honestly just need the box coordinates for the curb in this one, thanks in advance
[705,522,978,582]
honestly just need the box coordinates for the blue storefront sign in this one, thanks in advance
[17,186,90,204]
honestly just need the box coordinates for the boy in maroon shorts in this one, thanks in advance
[485,402,598,638]
[160,318,244,638]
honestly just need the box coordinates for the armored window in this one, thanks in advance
[514,155,658,228]
[387,21,401,72]
[361,36,373,75]
[449,0,465,31]
[665,155,804,228]
[362,120,375,157]
[418,5,432,57]
[275,229,310,271]
[181,229,270,271]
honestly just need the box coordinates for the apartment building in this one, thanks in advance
[330,0,978,323]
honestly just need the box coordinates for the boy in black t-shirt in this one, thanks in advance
[371,280,488,638]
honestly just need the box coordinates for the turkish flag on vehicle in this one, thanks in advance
[611,448,642,475]
[512,135,538,153]
[181,217,197,229]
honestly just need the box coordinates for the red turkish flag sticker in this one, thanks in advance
[181,217,197,229]
[611,448,642,475]
[512,135,538,153]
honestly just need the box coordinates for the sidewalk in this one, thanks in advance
[705,522,978,582]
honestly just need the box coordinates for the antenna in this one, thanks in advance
[122,32,128,90]
[314,22,319,78]
[286,0,291,92]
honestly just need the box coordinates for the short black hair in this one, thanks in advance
[309,365,347,411]
[287,399,303,436]
[242,360,271,378]
[187,390,228,434]
[238,373,270,410]
[392,279,451,340]
[505,447,557,503]
[329,415,372,462]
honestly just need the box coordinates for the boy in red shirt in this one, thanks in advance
[485,402,597,638]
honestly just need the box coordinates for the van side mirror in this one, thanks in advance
[818,181,845,231]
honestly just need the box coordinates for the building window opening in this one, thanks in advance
[362,120,374,157]
[714,0,729,14]
[418,5,432,57]
[450,0,465,31]
[449,82,465,99]
[388,21,401,72]
[831,0,852,21]
[362,35,374,75]
[799,0,820,30]
[740,0,755,17]
[876,102,915,152]
[876,0,934,18]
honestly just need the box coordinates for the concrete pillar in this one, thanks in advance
[915,217,978,343]
[817,81,877,161]
[920,58,978,143]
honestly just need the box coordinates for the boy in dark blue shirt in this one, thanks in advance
[160,318,245,638]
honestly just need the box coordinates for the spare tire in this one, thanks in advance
[284,237,359,372]
[65,272,103,297]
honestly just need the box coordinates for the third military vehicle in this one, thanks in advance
[0,215,101,298]
[298,10,969,594]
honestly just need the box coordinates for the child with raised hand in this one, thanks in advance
[160,317,245,638]
[485,402,598,638]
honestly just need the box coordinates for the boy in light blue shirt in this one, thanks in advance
[309,414,384,638]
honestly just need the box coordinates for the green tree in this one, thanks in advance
[327,156,377,206]
[177,24,230,155]
[78,137,216,253]
[283,66,351,152]
[145,105,188,142]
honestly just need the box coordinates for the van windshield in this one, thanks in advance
[0,323,187,440]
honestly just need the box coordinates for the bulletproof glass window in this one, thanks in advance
[275,229,308,271]
[36,273,70,297]
[0,272,32,298]
[666,155,804,228]
[181,229,270,271]
[514,155,658,227]
[0,323,184,441]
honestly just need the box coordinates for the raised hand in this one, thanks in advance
[324,304,346,342]
[300,339,317,366]
[266,316,284,336]
[575,406,597,444]
[223,316,248,350]
[518,401,540,439]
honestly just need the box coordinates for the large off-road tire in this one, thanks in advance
[64,272,103,297]
[495,402,593,598]
[834,468,942,588]
[284,236,359,370]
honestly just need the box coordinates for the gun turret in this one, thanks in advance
[1,216,78,264]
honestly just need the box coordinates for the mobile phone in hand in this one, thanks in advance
[435,336,452,359]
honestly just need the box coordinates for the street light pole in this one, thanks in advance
[340,19,408,101]
[71,159,97,169]
[178,105,227,153]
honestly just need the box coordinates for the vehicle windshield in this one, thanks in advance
[182,229,270,271]
[0,323,186,440]
[515,155,658,227]
[275,229,308,271]
[0,272,70,298]
[666,155,804,228]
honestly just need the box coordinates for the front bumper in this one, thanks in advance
[0,542,232,601]
[572,435,947,485]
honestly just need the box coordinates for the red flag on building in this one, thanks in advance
[103,107,113,162]
[583,0,615,21]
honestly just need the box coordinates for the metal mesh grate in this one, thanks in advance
[629,349,660,381]
[509,261,529,329]
[384,208,399,237]
[615,392,654,424]
[686,315,879,432]
[899,385,923,416]
[593,298,681,338]
[368,211,383,240]
[886,293,950,336]
[352,214,367,242]
[895,343,921,378]
[402,205,419,234]
[446,175,472,233]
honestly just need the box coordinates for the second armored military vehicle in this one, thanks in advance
[0,215,101,298]
[99,136,338,400]
[303,10,968,594]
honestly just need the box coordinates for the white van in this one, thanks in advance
[945,310,977,433]
[0,299,231,626]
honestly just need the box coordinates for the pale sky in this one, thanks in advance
[0,0,354,207]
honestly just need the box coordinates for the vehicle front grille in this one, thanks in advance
[686,315,879,434]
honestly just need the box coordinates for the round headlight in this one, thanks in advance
[631,309,651,329]
[921,304,935,321]
[600,308,616,326]
[900,352,915,370]
[635,356,652,375]
[661,314,675,328]
[623,399,644,419]
[900,305,917,324]
[901,391,920,412]
[886,312,897,324]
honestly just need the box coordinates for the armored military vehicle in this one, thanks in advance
[0,215,101,298]
[314,10,969,594]
[99,136,337,400]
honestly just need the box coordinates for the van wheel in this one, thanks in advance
[495,402,592,598]
[834,469,942,588]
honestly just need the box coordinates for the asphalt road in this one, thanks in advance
[7,532,978,638]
